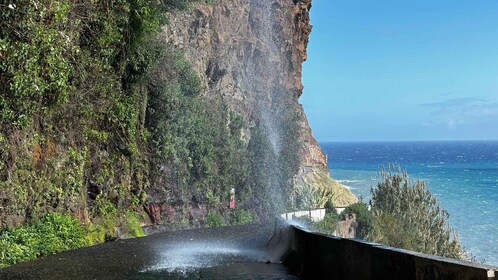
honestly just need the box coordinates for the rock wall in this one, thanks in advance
[163,0,356,208]
[334,213,357,238]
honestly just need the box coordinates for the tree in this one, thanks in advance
[369,166,462,259]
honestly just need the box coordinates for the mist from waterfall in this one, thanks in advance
[241,0,291,216]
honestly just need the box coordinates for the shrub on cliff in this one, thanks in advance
[370,166,463,259]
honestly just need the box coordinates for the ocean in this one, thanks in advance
[321,141,498,266]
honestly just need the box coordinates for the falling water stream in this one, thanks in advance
[243,0,293,215]
[139,1,294,275]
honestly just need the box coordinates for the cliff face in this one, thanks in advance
[164,0,319,164]
[163,0,356,208]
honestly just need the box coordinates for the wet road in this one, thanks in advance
[0,224,300,280]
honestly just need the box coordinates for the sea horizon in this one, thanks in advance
[320,139,498,144]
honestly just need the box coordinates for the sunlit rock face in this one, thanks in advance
[162,0,356,210]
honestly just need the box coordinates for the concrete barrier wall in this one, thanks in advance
[281,209,326,222]
[281,223,497,280]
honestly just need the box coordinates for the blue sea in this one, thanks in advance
[322,141,498,266]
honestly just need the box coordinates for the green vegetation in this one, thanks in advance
[0,213,88,268]
[369,166,462,259]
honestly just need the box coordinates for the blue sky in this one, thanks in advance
[300,0,498,141]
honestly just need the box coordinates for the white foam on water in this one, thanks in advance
[337,179,365,184]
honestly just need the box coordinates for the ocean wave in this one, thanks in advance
[337,179,365,183]
[340,185,354,190]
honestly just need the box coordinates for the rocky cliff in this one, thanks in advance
[0,0,355,236]
[163,0,356,209]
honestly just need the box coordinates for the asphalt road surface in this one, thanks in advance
[0,223,300,280]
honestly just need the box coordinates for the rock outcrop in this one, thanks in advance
[163,0,356,208]
[335,213,358,238]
